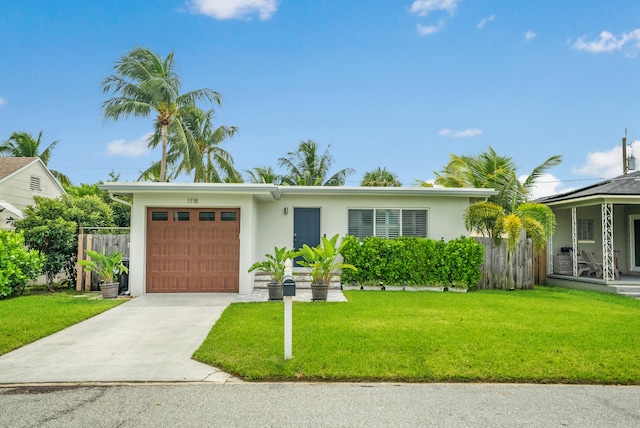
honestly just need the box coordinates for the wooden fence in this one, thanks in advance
[76,233,131,292]
[474,236,534,290]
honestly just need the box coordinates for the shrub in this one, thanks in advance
[0,230,44,298]
[340,235,484,288]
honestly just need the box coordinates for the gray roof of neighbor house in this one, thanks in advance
[537,170,640,204]
[0,157,38,181]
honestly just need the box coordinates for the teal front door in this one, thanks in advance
[293,208,320,261]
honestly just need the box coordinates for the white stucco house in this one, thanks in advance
[100,182,496,296]
[0,157,66,229]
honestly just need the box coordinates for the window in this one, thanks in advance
[348,209,428,240]
[151,211,168,221]
[199,212,215,221]
[173,211,190,221]
[30,176,41,191]
[220,211,237,221]
[577,219,594,242]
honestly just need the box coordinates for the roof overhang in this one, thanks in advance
[0,200,24,219]
[543,194,640,209]
[99,182,497,201]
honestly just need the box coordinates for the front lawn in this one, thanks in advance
[0,292,125,356]
[193,286,640,384]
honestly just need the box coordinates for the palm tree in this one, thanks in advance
[246,166,281,184]
[278,140,354,186]
[360,167,401,187]
[433,146,561,212]
[101,46,222,182]
[0,131,71,186]
[162,107,240,182]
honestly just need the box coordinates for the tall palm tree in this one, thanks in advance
[434,146,561,212]
[101,46,222,182]
[278,140,354,186]
[0,131,71,186]
[360,167,401,187]
[246,166,281,184]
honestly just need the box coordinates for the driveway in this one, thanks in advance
[0,293,239,384]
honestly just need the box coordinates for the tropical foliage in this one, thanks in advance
[278,140,354,186]
[101,46,223,182]
[360,167,401,187]
[78,248,128,284]
[295,234,356,284]
[0,230,44,298]
[246,166,281,184]
[0,131,71,186]
[248,246,295,283]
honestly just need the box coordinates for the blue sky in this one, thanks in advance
[2,0,640,197]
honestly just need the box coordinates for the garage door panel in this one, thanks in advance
[146,208,240,293]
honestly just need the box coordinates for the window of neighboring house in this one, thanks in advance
[30,176,41,191]
[348,209,428,240]
[577,219,594,242]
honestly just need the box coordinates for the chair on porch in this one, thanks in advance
[581,250,603,278]
[576,254,592,277]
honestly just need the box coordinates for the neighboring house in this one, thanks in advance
[538,170,640,297]
[0,157,66,229]
[100,182,496,296]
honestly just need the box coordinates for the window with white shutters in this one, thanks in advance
[348,209,428,240]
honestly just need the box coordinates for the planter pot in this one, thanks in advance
[267,282,283,301]
[311,283,329,301]
[100,282,119,299]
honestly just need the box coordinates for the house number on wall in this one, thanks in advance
[187,198,199,204]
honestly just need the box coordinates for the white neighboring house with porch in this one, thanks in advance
[538,170,640,298]
[100,182,496,296]
[0,157,65,230]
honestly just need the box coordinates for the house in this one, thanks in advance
[0,157,66,229]
[538,170,640,297]
[100,182,496,296]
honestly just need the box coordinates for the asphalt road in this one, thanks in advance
[1,383,639,428]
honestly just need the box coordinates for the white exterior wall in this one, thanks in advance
[0,161,64,229]
[128,192,257,296]
[254,193,471,261]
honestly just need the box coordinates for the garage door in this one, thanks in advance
[146,208,240,293]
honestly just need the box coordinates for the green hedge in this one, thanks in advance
[0,230,44,298]
[340,235,484,289]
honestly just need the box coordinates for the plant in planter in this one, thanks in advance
[78,248,128,299]
[295,234,357,301]
[248,246,295,301]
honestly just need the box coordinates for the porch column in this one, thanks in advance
[601,203,615,281]
[547,235,553,275]
[571,207,578,277]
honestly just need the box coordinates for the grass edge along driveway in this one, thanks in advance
[0,292,125,356]
[194,286,640,384]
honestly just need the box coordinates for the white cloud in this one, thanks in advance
[438,128,483,138]
[0,98,6,107]
[572,29,640,56]
[417,21,445,36]
[187,0,279,20]
[571,144,632,178]
[519,173,574,200]
[476,14,494,30]
[410,0,460,17]
[106,133,152,158]
[524,30,536,42]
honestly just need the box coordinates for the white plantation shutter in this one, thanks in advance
[375,209,400,238]
[402,210,427,237]
[348,209,374,240]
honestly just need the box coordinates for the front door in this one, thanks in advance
[630,215,640,272]
[293,208,321,263]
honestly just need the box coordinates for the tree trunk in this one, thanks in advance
[46,272,54,292]
[160,124,167,182]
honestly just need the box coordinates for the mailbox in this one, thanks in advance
[283,275,296,297]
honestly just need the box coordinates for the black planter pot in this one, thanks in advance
[311,283,329,301]
[267,282,283,301]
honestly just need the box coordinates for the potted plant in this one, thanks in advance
[78,248,129,299]
[295,234,357,301]
[248,246,294,301]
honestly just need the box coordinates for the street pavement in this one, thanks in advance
[1,382,639,427]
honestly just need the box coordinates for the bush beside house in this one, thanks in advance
[0,230,44,298]
[340,235,484,289]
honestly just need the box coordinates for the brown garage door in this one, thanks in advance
[146,208,240,293]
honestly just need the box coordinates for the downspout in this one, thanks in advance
[109,193,132,207]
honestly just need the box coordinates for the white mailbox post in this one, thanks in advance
[282,259,295,360]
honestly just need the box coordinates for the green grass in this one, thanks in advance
[193,286,640,384]
[0,291,125,356]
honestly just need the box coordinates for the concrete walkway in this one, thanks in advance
[0,293,241,384]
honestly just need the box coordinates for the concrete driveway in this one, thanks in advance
[0,293,239,384]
